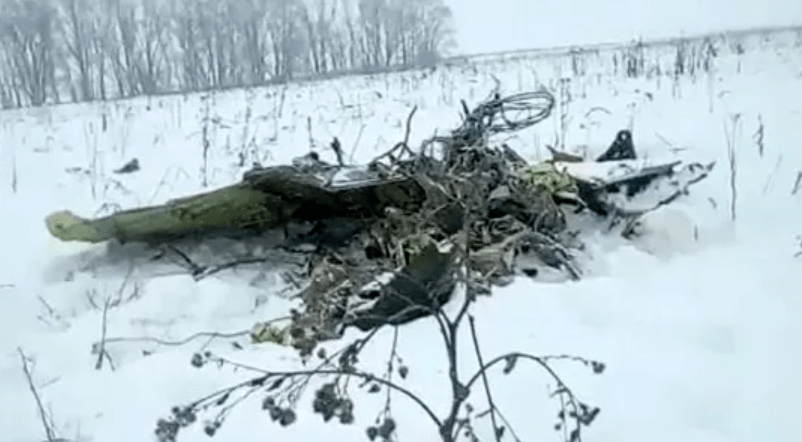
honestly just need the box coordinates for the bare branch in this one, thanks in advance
[93,296,114,371]
[468,315,503,442]
[18,348,58,442]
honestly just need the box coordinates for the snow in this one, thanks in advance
[2,31,802,442]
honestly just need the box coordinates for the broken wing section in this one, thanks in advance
[46,162,426,244]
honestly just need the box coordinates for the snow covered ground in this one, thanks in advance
[1,30,801,442]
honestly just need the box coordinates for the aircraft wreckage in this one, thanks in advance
[45,89,714,354]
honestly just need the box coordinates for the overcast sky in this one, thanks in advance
[445,0,802,54]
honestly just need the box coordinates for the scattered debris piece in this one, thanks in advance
[113,158,140,174]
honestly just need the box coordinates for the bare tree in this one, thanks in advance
[0,48,19,108]
[0,0,457,107]
[357,0,385,68]
[234,0,271,86]
[58,0,115,101]
[265,0,307,81]
[349,0,455,71]
[98,0,171,97]
[105,0,137,96]
[60,0,93,101]
[91,4,113,100]
[0,0,59,106]
[300,0,339,74]
[340,0,362,69]
[201,0,236,89]
[324,3,351,72]
[401,0,455,66]
[137,0,173,94]
[169,0,205,90]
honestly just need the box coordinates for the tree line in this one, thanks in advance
[0,0,456,108]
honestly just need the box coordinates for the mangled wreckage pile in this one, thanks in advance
[46,89,714,355]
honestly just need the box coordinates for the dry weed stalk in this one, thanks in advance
[723,113,742,221]
[18,348,58,442]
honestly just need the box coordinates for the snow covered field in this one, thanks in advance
[1,29,801,442]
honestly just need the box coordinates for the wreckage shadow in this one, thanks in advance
[41,222,324,285]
